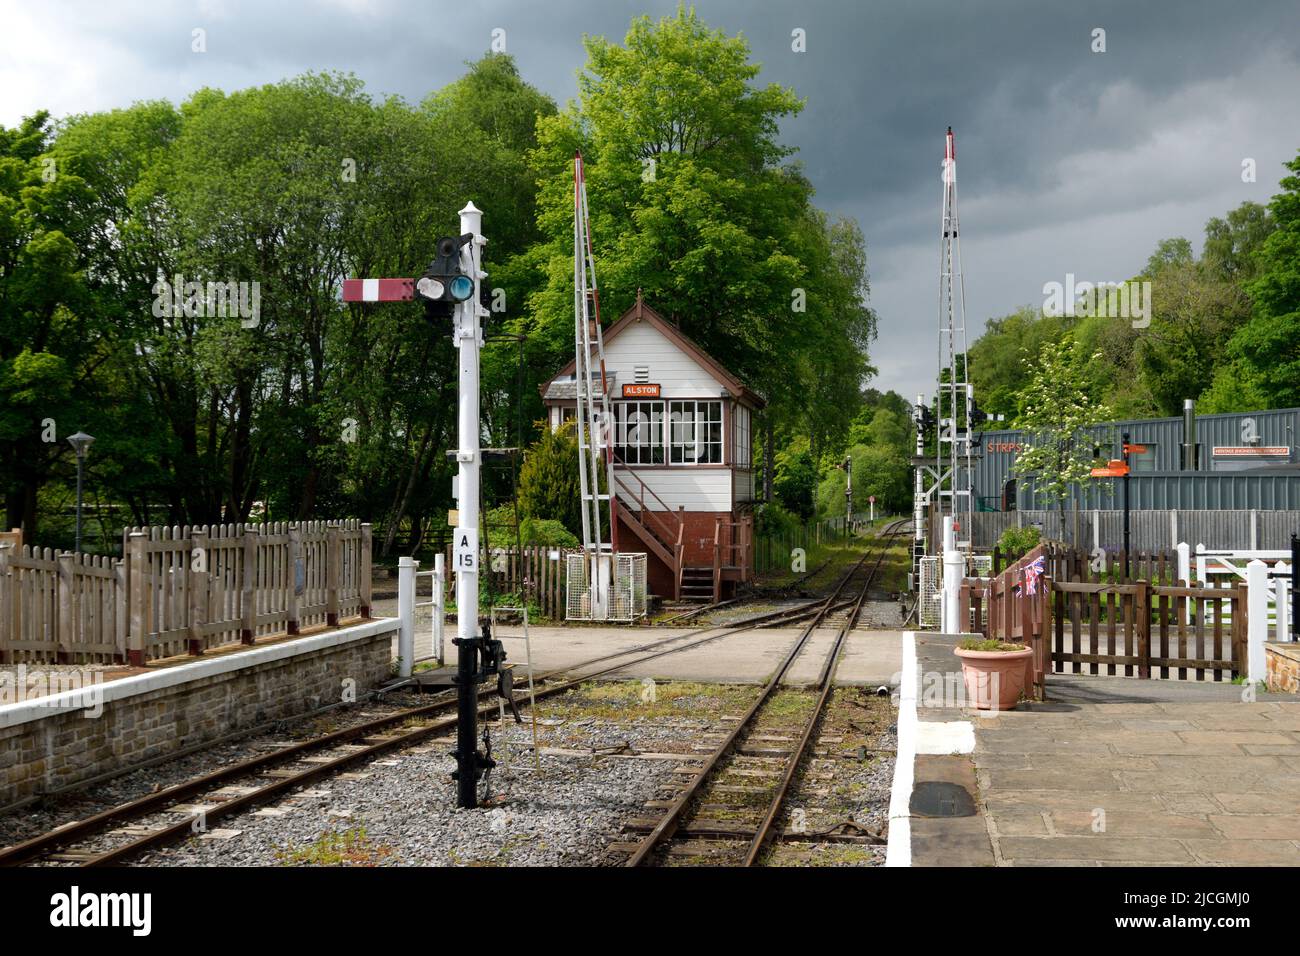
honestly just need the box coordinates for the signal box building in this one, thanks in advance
[541,299,765,601]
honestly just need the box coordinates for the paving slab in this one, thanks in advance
[997,835,1194,864]
[908,632,1300,867]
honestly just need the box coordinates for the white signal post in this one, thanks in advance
[454,202,488,652]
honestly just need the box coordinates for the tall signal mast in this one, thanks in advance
[572,151,619,618]
[935,126,974,541]
[914,127,975,582]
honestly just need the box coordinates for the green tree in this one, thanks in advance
[1220,151,1300,408]
[0,111,120,539]
[1011,339,1112,544]
[519,6,874,464]
[517,421,583,537]
[1144,237,1194,276]
[1135,260,1251,416]
[968,306,1070,422]
[1202,201,1274,282]
[773,444,817,521]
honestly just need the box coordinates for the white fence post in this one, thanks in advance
[397,556,417,678]
[433,552,446,664]
[941,517,963,633]
[1246,559,1269,683]
[1275,561,1291,643]
[1176,541,1191,586]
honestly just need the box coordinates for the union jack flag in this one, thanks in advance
[1023,556,1046,596]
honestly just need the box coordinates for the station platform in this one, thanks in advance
[894,631,1300,867]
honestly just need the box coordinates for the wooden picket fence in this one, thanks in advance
[0,520,372,666]
[468,544,577,620]
[0,548,126,665]
[963,542,1247,689]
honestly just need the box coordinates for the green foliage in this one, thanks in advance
[1221,150,1300,408]
[520,517,579,548]
[816,442,909,518]
[1134,260,1251,416]
[968,307,1070,423]
[482,502,579,549]
[0,57,557,549]
[754,500,802,537]
[517,421,582,538]
[1,12,885,551]
[520,6,875,461]
[967,183,1292,422]
[958,638,1027,652]
[996,525,1041,561]
[1011,338,1113,524]
[773,443,817,520]
[1202,201,1274,282]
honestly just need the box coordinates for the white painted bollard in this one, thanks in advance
[1275,562,1291,643]
[397,556,418,678]
[941,516,963,634]
[433,553,446,664]
[1245,559,1268,684]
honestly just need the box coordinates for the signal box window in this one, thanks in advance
[669,401,723,465]
[614,401,665,465]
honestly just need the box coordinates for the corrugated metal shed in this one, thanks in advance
[1016,471,1300,511]
[974,406,1300,510]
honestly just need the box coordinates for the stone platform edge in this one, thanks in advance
[0,618,397,808]
[0,617,399,730]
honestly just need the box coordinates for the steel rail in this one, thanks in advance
[0,595,834,866]
[624,519,908,867]
[622,520,909,867]
[742,522,906,865]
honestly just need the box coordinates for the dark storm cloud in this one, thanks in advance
[4,0,1298,396]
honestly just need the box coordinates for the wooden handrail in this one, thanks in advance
[713,517,723,602]
[675,520,685,598]
[610,466,683,548]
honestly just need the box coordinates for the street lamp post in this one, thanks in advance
[67,431,95,552]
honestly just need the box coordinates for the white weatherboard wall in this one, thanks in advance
[603,321,721,396]
[616,470,732,512]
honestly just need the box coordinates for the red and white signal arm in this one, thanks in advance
[342,278,415,302]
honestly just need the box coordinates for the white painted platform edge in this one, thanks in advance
[916,719,975,755]
[0,617,399,730]
[885,631,916,867]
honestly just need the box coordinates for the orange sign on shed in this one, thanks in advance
[1090,459,1130,478]
[622,383,661,398]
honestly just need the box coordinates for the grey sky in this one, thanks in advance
[3,0,1298,401]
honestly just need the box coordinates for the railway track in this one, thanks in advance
[0,592,857,868]
[619,518,909,866]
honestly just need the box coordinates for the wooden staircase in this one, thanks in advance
[611,468,687,598]
[678,567,715,602]
[611,467,754,603]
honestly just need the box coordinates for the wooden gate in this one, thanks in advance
[962,544,1249,690]
[1049,580,1246,681]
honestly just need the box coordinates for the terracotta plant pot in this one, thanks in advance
[954,645,1033,711]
